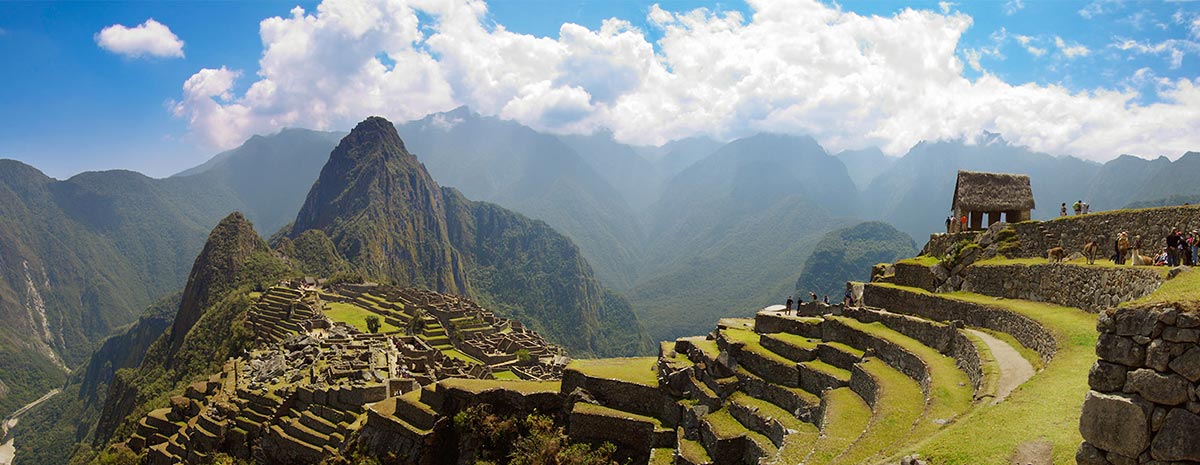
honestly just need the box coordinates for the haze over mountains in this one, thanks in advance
[3,108,1200,437]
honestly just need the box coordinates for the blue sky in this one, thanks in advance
[1,0,1198,179]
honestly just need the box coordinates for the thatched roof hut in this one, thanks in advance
[950,170,1034,230]
[951,171,1035,213]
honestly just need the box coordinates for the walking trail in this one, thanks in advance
[965,329,1035,403]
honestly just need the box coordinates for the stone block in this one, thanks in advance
[1168,346,1200,382]
[1112,310,1161,337]
[1177,312,1200,328]
[1163,327,1200,343]
[1076,442,1111,465]
[1090,361,1129,392]
[1125,369,1190,406]
[1150,408,1200,461]
[1146,340,1173,372]
[1098,334,1146,367]
[1080,391,1149,458]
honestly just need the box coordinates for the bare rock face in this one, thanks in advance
[1150,408,1200,461]
[1079,391,1150,458]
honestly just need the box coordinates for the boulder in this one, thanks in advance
[1079,391,1149,458]
[1125,369,1191,406]
[1076,442,1111,465]
[1178,312,1200,329]
[1167,266,1192,280]
[1145,340,1173,372]
[1150,408,1200,461]
[1168,346,1200,382]
[1162,327,1199,343]
[1111,310,1160,337]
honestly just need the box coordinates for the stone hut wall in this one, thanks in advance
[921,231,982,258]
[863,284,1057,362]
[1078,305,1200,464]
[1012,205,1200,259]
[961,264,1163,313]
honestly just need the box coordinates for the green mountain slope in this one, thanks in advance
[0,160,243,418]
[290,116,650,357]
[93,212,289,447]
[794,221,916,298]
[396,108,645,289]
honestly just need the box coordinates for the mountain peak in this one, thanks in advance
[341,116,408,155]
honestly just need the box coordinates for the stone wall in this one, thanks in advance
[921,231,981,258]
[1077,306,1200,464]
[841,306,984,391]
[821,319,929,392]
[863,284,1057,362]
[1012,205,1200,259]
[893,262,939,292]
[561,369,671,422]
[962,264,1163,313]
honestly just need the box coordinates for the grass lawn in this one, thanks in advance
[897,256,940,266]
[438,378,562,395]
[806,387,871,465]
[1124,266,1200,311]
[567,357,660,387]
[491,370,519,380]
[832,359,925,465]
[440,348,483,365]
[323,301,400,333]
[893,289,1097,465]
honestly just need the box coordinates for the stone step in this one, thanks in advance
[698,407,777,465]
[284,415,332,448]
[676,429,713,465]
[802,387,871,465]
[829,359,925,465]
[727,391,813,448]
[393,390,438,431]
[300,410,338,436]
[815,342,865,371]
[799,360,851,394]
[719,328,801,388]
[760,332,820,363]
[734,367,822,424]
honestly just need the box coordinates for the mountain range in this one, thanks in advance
[4,108,1200,465]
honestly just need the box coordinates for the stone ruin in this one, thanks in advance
[122,279,568,464]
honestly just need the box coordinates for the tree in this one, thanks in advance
[365,315,381,334]
[515,349,532,364]
[408,310,427,336]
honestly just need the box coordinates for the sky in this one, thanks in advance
[1,0,1199,179]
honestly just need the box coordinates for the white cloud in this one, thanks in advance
[172,0,1200,162]
[1113,37,1200,69]
[1079,0,1123,19]
[1003,0,1024,15]
[1055,36,1091,58]
[1014,34,1047,57]
[95,18,184,58]
[938,2,955,14]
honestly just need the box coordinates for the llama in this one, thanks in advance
[1129,248,1153,266]
[1047,247,1066,263]
[1083,241,1099,265]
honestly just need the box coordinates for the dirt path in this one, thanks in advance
[965,329,1035,403]
[0,388,62,465]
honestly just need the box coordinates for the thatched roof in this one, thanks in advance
[952,170,1035,212]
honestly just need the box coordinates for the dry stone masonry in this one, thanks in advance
[1079,305,1200,464]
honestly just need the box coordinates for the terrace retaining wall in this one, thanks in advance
[961,264,1162,313]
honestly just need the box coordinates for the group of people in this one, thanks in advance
[1061,200,1091,216]
[945,214,968,233]
[1158,228,1198,267]
[783,289,855,314]
[1110,229,1200,267]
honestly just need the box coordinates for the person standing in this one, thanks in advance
[946,215,953,233]
[1082,202,1090,214]
[1073,201,1082,215]
[1167,229,1181,267]
[960,215,968,232]
[1060,202,1067,217]
[786,295,794,314]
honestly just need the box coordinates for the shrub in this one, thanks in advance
[365,315,381,334]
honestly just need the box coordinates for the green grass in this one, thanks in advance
[974,256,1170,276]
[573,402,662,426]
[322,301,399,333]
[888,288,1098,465]
[764,331,821,350]
[828,317,974,440]
[802,360,851,382]
[491,370,519,380]
[438,378,561,395]
[440,348,483,364]
[649,448,676,465]
[806,387,871,465]
[831,359,925,465]
[1123,266,1200,311]
[704,408,779,456]
[678,434,712,464]
[723,328,799,368]
[567,357,660,387]
[897,256,940,267]
[767,423,821,465]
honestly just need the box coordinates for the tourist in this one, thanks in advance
[823,295,829,304]
[960,215,967,231]
[809,291,818,302]
[1191,231,1199,266]
[945,215,952,233]
[1167,229,1182,267]
[843,289,853,306]
[1073,200,1082,215]
[1082,202,1090,214]
[786,295,793,313]
[1060,202,1067,217]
